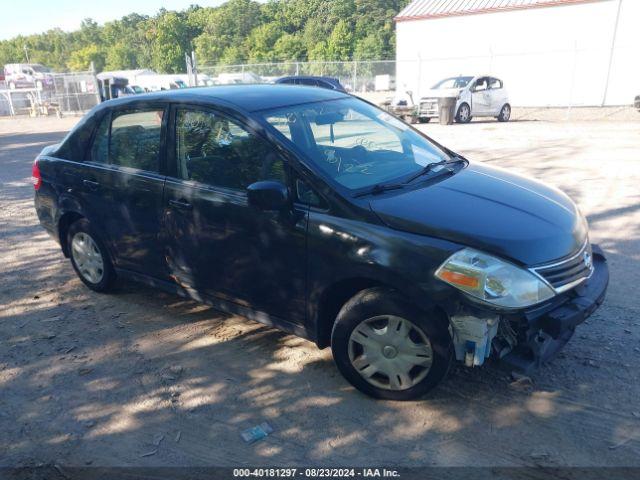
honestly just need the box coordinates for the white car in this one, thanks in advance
[418,75,511,124]
[4,63,54,90]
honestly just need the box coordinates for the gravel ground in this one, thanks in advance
[1,114,639,468]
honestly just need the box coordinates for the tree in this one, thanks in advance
[0,0,411,71]
[326,20,353,61]
[67,44,105,71]
[105,42,138,70]
[146,11,193,73]
[273,34,306,62]
[245,23,282,63]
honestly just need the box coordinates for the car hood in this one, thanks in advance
[421,88,463,99]
[369,162,588,266]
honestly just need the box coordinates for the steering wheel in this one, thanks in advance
[351,145,368,164]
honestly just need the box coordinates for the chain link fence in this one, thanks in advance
[198,60,398,105]
[198,49,638,110]
[0,71,100,117]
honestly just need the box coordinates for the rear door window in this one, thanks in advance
[110,110,164,171]
[488,78,503,89]
[86,108,164,172]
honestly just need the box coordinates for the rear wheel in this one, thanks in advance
[497,103,511,122]
[67,219,115,292]
[418,117,431,124]
[455,103,472,123]
[331,288,453,400]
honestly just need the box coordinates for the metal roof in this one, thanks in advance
[396,0,607,21]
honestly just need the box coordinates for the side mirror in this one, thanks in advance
[247,181,289,211]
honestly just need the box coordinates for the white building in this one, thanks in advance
[395,0,639,106]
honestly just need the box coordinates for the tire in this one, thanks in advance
[331,287,453,400]
[418,117,431,124]
[67,218,116,293]
[455,103,472,123]
[497,104,511,122]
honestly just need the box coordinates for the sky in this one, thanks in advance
[0,0,230,41]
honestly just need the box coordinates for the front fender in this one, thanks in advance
[306,211,462,344]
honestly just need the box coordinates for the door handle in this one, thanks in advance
[168,199,193,211]
[82,179,100,190]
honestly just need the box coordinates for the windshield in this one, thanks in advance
[432,76,473,89]
[31,65,50,73]
[262,97,449,190]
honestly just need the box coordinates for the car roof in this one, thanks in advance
[97,84,349,113]
[278,75,339,82]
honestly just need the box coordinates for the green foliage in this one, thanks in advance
[0,0,411,73]
[67,44,105,72]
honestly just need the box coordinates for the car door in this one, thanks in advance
[488,77,505,114]
[80,106,169,278]
[471,77,491,115]
[162,105,309,324]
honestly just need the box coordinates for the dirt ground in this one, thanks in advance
[1,112,640,468]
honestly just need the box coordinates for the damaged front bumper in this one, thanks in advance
[449,245,609,374]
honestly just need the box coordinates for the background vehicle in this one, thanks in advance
[418,75,511,124]
[33,85,607,400]
[135,74,187,91]
[275,75,347,92]
[4,63,54,90]
[96,74,132,101]
[635,95,640,111]
[380,88,418,123]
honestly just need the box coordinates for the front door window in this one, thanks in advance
[175,108,286,190]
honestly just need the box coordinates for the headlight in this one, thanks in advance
[435,248,555,308]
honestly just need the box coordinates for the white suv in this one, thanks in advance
[418,75,511,124]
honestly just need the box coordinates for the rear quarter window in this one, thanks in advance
[55,113,100,162]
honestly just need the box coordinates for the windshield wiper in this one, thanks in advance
[353,182,406,198]
[353,156,466,199]
[405,156,466,184]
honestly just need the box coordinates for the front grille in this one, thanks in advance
[419,99,438,112]
[532,241,594,292]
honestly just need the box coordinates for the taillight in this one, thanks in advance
[32,159,42,190]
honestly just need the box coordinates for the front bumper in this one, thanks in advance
[449,245,609,373]
[499,244,609,373]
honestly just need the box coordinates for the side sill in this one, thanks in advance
[114,268,312,342]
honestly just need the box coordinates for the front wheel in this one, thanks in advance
[67,219,116,293]
[455,103,472,123]
[497,104,511,122]
[331,288,453,400]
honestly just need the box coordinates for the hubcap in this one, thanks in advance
[71,232,104,284]
[460,106,470,121]
[348,315,433,391]
[502,105,510,119]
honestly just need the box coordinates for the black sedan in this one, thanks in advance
[33,85,608,400]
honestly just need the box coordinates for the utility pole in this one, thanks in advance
[602,0,623,106]
[192,51,198,87]
[24,45,30,63]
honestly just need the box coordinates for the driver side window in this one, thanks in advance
[175,108,286,191]
[473,78,489,92]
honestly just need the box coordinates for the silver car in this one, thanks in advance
[418,75,511,124]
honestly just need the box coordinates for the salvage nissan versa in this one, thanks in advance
[33,85,609,400]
